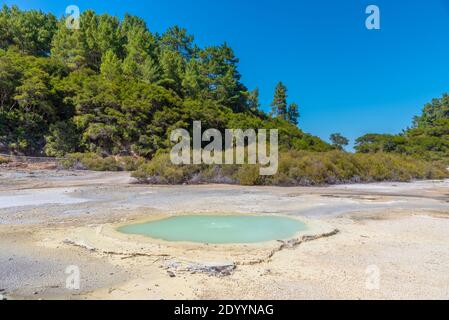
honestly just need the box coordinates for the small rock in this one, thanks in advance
[185,262,235,277]
[167,271,176,278]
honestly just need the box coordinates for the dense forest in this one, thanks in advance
[0,5,330,158]
[0,6,447,185]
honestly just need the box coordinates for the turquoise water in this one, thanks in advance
[118,215,307,244]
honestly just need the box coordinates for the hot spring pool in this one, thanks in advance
[117,215,307,244]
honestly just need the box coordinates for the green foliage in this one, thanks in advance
[0,50,21,110]
[247,88,260,113]
[119,156,145,171]
[0,5,57,55]
[132,153,195,184]
[60,153,144,171]
[14,67,53,116]
[413,93,449,128]
[235,164,262,185]
[1,5,446,186]
[132,151,448,185]
[50,21,86,70]
[100,50,122,80]
[44,121,80,157]
[271,82,288,120]
[287,102,299,125]
[60,153,118,171]
[161,25,195,59]
[0,6,334,158]
[0,47,64,155]
[330,133,349,150]
[355,93,449,163]
[270,82,300,125]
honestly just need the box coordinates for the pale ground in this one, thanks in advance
[0,168,448,300]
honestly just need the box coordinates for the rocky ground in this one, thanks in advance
[0,168,448,300]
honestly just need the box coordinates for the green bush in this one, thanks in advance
[60,153,145,171]
[235,165,263,185]
[132,154,196,184]
[132,151,449,185]
[118,156,146,171]
[44,121,80,157]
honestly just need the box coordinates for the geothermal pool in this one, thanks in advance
[118,215,307,244]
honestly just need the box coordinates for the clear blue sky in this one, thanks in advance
[4,0,449,148]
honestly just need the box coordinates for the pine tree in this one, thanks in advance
[0,6,337,157]
[288,102,299,125]
[0,5,12,49]
[122,25,159,82]
[81,12,122,70]
[141,56,161,84]
[97,14,121,58]
[248,88,260,112]
[161,25,195,59]
[182,59,201,97]
[51,20,86,70]
[5,6,57,56]
[80,10,100,69]
[198,44,246,111]
[159,49,185,93]
[271,82,288,119]
[100,50,122,80]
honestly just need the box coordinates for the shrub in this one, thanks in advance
[132,154,194,183]
[132,151,449,185]
[118,156,146,171]
[60,153,147,172]
[0,156,11,164]
[60,153,122,171]
[44,121,80,157]
[235,165,264,185]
